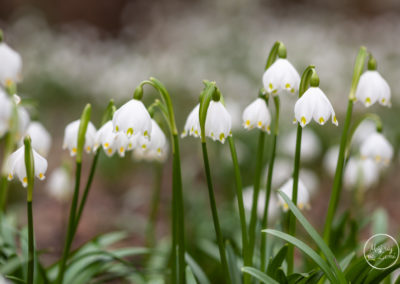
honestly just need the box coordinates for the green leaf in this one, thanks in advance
[226,241,241,284]
[186,265,198,284]
[241,267,280,284]
[274,268,287,283]
[5,275,25,283]
[339,251,355,271]
[364,262,400,283]
[263,229,336,283]
[277,191,347,284]
[185,253,211,284]
[267,244,288,277]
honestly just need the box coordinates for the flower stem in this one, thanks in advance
[201,141,232,284]
[287,124,303,274]
[146,163,163,248]
[27,200,34,284]
[248,131,266,262]
[260,96,280,271]
[227,136,250,283]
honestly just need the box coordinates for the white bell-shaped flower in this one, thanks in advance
[112,99,152,138]
[0,41,22,87]
[323,146,340,177]
[93,121,113,151]
[25,122,52,157]
[0,88,11,137]
[278,178,310,211]
[242,187,279,221]
[360,133,393,165]
[355,71,391,107]
[294,87,338,127]
[352,120,376,146]
[181,104,201,138]
[6,145,48,187]
[136,119,168,157]
[93,121,129,157]
[205,101,232,143]
[344,158,379,190]
[282,128,322,162]
[63,119,97,156]
[46,167,73,202]
[262,58,300,95]
[242,98,271,132]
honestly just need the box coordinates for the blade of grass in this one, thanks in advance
[241,267,279,284]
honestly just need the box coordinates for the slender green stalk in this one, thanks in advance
[27,201,34,284]
[146,163,163,248]
[201,141,232,284]
[260,97,280,271]
[287,124,302,274]
[228,136,250,283]
[0,176,8,212]
[323,47,367,246]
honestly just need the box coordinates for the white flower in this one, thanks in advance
[242,98,271,132]
[63,120,97,156]
[242,187,279,221]
[282,128,322,162]
[294,87,338,127]
[17,106,30,139]
[94,121,129,157]
[112,99,152,138]
[278,178,310,211]
[0,41,22,87]
[25,122,52,157]
[0,88,11,137]
[352,120,376,146]
[355,71,391,107]
[181,104,200,138]
[344,158,379,190]
[135,119,168,159]
[262,58,300,95]
[205,101,232,143]
[46,167,73,201]
[360,133,393,165]
[323,146,340,177]
[6,145,48,187]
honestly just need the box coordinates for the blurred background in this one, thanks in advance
[1,0,400,279]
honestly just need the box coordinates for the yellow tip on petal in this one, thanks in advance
[257,121,262,127]
[333,116,337,123]
[72,147,77,153]
[269,83,273,90]
[219,133,225,141]
[39,173,44,180]
[381,98,386,103]
[5,79,12,87]
[142,144,146,149]
[267,125,271,132]
[301,116,307,126]
[119,147,124,153]
[86,146,91,152]
[285,83,291,89]
[210,132,214,137]
[8,173,12,180]
[290,88,295,93]
[194,130,199,135]
[298,203,304,210]
[283,203,289,210]
[319,117,325,124]
[23,177,27,184]
[143,130,148,137]
[107,148,112,154]
[127,128,133,136]
[365,97,371,105]
[104,143,109,148]
[375,155,381,163]
[245,120,250,126]
[157,148,161,153]
[115,126,119,132]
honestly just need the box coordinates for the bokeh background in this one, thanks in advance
[1,0,400,279]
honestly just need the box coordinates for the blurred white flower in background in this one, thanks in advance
[360,132,393,166]
[63,120,97,156]
[225,101,242,130]
[0,88,11,137]
[323,146,339,177]
[0,274,11,284]
[46,167,73,202]
[24,122,52,157]
[242,186,279,221]
[182,104,200,138]
[355,70,391,107]
[16,106,30,139]
[262,58,300,95]
[352,120,377,146]
[278,178,310,210]
[294,87,338,127]
[281,128,322,162]
[242,98,271,132]
[344,158,379,190]
[0,36,22,87]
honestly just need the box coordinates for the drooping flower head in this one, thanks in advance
[242,186,279,221]
[6,145,48,187]
[282,128,322,161]
[278,178,310,211]
[344,158,379,190]
[204,100,232,143]
[112,99,152,139]
[25,122,52,157]
[0,32,22,87]
[94,121,130,157]
[360,132,393,166]
[63,119,96,156]
[181,104,200,138]
[135,119,168,160]
[355,57,391,107]
[242,98,271,132]
[46,167,73,202]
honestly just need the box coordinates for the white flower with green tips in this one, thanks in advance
[25,122,52,157]
[112,99,152,138]
[63,119,97,156]
[205,101,232,143]
[6,145,48,187]
[137,120,168,156]
[262,58,300,95]
[294,87,338,127]
[278,178,310,211]
[242,98,271,132]
[0,39,22,87]
[181,104,200,138]
[355,70,390,107]
[94,121,129,157]
[360,132,393,165]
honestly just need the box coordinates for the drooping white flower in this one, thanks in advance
[136,119,168,159]
[63,120,97,156]
[294,87,338,127]
[181,104,200,138]
[112,99,152,138]
[0,41,22,87]
[6,145,48,187]
[46,167,73,202]
[262,58,300,95]
[360,133,393,165]
[242,98,271,132]
[344,158,379,190]
[323,146,340,177]
[205,100,232,143]
[242,187,279,221]
[0,88,11,137]
[352,120,377,146]
[93,121,129,157]
[282,128,322,162]
[17,106,30,138]
[25,122,52,157]
[278,178,310,211]
[355,71,391,107]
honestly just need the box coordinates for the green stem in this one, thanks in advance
[57,161,82,284]
[27,200,34,284]
[260,97,280,272]
[322,100,353,246]
[228,137,250,282]
[73,150,100,235]
[287,124,303,274]
[0,176,8,212]
[248,131,266,262]
[201,142,232,284]
[146,163,163,248]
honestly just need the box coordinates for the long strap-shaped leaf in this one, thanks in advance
[278,191,347,284]
[262,229,336,282]
[241,267,280,284]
